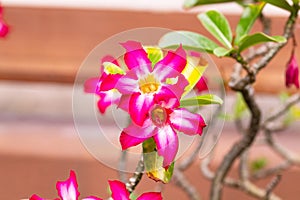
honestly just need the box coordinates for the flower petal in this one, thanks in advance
[165,74,189,101]
[108,180,130,200]
[195,76,208,93]
[97,90,121,114]
[169,108,206,136]
[115,70,139,94]
[120,40,152,71]
[117,94,130,111]
[0,20,9,37]
[29,194,44,200]
[100,74,123,91]
[153,45,187,81]
[120,120,157,150]
[101,55,119,66]
[84,77,100,94]
[137,192,162,200]
[129,92,154,126]
[286,54,300,88]
[153,126,178,168]
[154,86,179,108]
[56,170,80,200]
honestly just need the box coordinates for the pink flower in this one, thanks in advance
[108,41,188,126]
[84,55,123,113]
[120,99,206,168]
[194,76,208,93]
[0,5,9,37]
[30,171,101,200]
[109,180,162,200]
[286,54,299,89]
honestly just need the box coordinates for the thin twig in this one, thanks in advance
[126,156,144,193]
[252,162,290,180]
[265,174,282,200]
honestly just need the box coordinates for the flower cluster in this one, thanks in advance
[0,4,9,37]
[30,171,162,200]
[85,41,207,168]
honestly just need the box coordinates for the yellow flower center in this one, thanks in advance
[138,74,160,94]
[150,105,167,127]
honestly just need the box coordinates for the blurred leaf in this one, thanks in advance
[291,106,300,119]
[159,31,219,53]
[213,47,233,57]
[238,33,286,52]
[235,2,266,44]
[130,193,138,200]
[234,93,248,119]
[142,138,174,183]
[261,0,293,12]
[145,46,163,67]
[279,91,290,102]
[198,10,233,49]
[103,62,125,75]
[182,56,208,96]
[180,94,223,107]
[184,0,239,8]
[250,157,268,172]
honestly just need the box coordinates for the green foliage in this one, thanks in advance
[180,94,223,107]
[159,31,219,53]
[198,10,233,49]
[261,0,293,12]
[142,138,174,183]
[238,33,286,52]
[235,2,266,44]
[250,157,268,172]
[213,47,234,57]
[234,93,248,119]
[184,0,238,8]
[145,46,163,67]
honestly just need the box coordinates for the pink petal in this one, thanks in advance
[165,74,189,101]
[153,45,186,81]
[120,120,157,150]
[285,54,300,88]
[83,197,103,200]
[115,70,139,94]
[137,192,162,200]
[195,76,208,93]
[101,55,119,66]
[154,86,179,108]
[120,41,152,71]
[117,94,130,111]
[97,90,121,114]
[56,170,80,200]
[84,77,100,94]
[29,194,44,200]
[129,92,154,126]
[153,125,178,168]
[169,108,206,136]
[0,20,9,37]
[100,74,123,91]
[108,180,130,200]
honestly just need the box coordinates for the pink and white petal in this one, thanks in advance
[29,194,44,200]
[115,70,139,94]
[97,90,121,114]
[117,94,131,112]
[137,192,162,200]
[153,126,179,168]
[129,93,154,126]
[56,170,79,200]
[169,108,206,136]
[83,196,103,200]
[121,119,157,147]
[84,77,101,94]
[101,55,120,66]
[120,41,152,71]
[195,76,208,93]
[108,180,130,200]
[154,86,179,109]
[100,74,123,91]
[153,45,187,81]
[163,74,189,101]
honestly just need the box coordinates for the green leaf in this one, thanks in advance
[159,31,219,54]
[213,47,233,57]
[142,138,174,183]
[184,0,238,8]
[261,0,293,12]
[197,10,233,49]
[103,62,125,75]
[235,3,266,44]
[144,46,163,67]
[238,33,286,52]
[250,157,268,172]
[180,94,223,107]
[234,93,248,119]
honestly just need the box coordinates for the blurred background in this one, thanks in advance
[0,0,299,199]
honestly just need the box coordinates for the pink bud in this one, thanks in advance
[195,76,209,93]
[0,20,9,37]
[285,54,299,89]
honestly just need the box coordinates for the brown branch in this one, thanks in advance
[125,156,144,193]
[252,161,290,180]
[265,175,282,200]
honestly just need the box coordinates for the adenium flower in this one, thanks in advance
[120,98,206,167]
[108,180,162,200]
[84,55,123,113]
[285,53,299,89]
[30,170,101,200]
[194,76,208,93]
[105,41,189,126]
[0,4,9,37]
